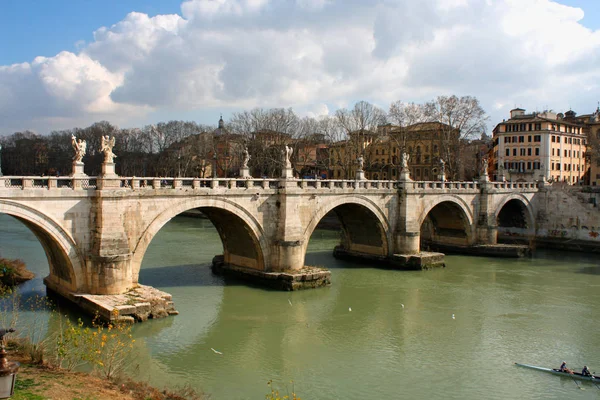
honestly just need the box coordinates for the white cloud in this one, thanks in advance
[1,0,600,134]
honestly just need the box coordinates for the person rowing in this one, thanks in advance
[559,361,573,374]
[582,366,593,377]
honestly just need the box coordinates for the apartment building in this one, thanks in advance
[492,108,587,184]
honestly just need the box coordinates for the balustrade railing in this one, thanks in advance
[0,175,540,193]
[408,181,481,190]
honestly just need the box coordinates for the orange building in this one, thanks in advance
[492,108,587,184]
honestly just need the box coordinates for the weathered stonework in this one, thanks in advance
[0,174,564,320]
[212,255,331,290]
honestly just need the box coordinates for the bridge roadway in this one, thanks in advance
[0,173,540,320]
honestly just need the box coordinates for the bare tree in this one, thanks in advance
[423,95,488,180]
[334,101,387,177]
[229,108,301,177]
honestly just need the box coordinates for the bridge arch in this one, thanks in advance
[419,195,475,247]
[303,196,392,257]
[131,198,268,282]
[494,194,535,235]
[0,200,83,292]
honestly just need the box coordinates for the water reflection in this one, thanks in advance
[2,214,600,399]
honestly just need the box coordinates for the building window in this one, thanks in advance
[552,163,554,170]
[519,136,525,143]
[551,136,555,143]
[535,123,541,130]
[569,138,572,144]
[552,148,555,156]
[535,148,539,156]
[513,149,517,156]
[521,148,526,156]
[433,145,438,153]
[527,148,532,156]
[534,135,541,142]
[376,150,379,155]
[565,137,568,144]
[506,149,510,156]
[528,135,532,142]
[528,124,532,131]
[564,150,568,157]
[527,161,532,170]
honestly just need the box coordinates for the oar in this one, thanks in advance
[571,374,584,390]
[591,372,600,390]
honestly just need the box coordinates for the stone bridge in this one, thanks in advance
[0,173,540,301]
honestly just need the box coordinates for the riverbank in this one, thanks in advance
[8,345,207,400]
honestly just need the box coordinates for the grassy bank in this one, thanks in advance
[7,342,207,400]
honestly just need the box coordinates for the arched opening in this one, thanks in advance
[497,199,530,241]
[132,204,266,286]
[420,201,472,250]
[304,200,389,267]
[0,206,80,293]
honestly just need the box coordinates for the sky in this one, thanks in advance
[1,0,599,135]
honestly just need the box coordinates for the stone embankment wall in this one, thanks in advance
[501,186,600,250]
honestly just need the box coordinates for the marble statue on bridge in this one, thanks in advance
[71,135,87,163]
[401,152,410,169]
[283,145,293,169]
[100,136,117,163]
[357,155,364,171]
[242,147,250,169]
[480,156,489,178]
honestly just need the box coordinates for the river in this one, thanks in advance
[1,213,600,399]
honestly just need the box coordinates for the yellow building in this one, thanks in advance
[328,122,458,180]
[492,108,587,184]
[572,107,600,186]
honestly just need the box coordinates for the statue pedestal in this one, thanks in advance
[97,163,120,190]
[399,170,412,182]
[240,167,251,179]
[479,173,490,183]
[100,163,118,177]
[71,161,87,177]
[439,173,445,182]
[281,168,294,179]
[356,170,365,180]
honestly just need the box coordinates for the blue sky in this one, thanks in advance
[1,0,599,134]
[0,0,182,65]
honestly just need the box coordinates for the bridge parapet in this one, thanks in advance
[1,176,97,190]
[492,181,540,191]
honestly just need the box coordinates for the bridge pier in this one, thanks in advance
[395,231,421,254]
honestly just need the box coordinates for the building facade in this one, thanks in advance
[329,122,459,181]
[492,108,588,184]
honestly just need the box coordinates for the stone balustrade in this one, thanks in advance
[0,175,541,193]
[406,181,481,191]
[492,182,540,190]
[1,176,97,190]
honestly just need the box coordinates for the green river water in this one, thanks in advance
[1,213,600,399]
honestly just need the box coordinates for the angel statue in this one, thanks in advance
[71,135,87,163]
[357,155,364,171]
[400,152,410,169]
[242,147,250,169]
[439,158,445,175]
[100,135,117,163]
[283,145,293,169]
[480,156,489,177]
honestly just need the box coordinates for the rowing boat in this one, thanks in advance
[515,363,600,383]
